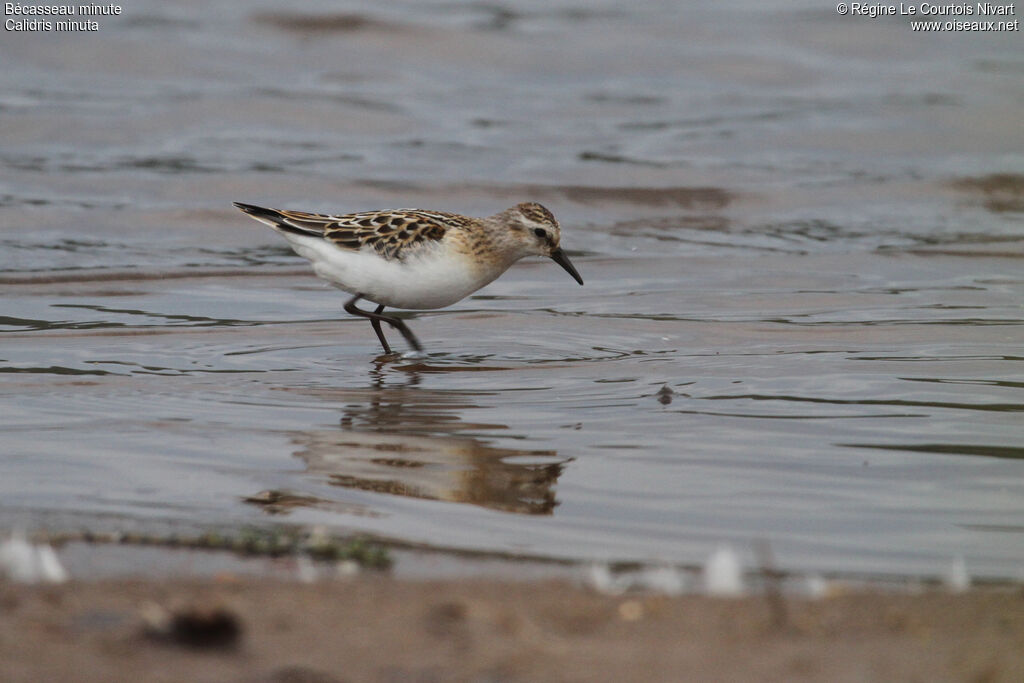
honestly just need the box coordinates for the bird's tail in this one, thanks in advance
[232,202,325,238]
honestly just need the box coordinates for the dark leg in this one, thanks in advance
[369,304,391,355]
[343,293,423,354]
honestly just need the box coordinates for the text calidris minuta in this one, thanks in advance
[233,201,583,354]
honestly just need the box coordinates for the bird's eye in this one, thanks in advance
[533,228,547,239]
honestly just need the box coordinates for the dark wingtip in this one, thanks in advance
[233,201,325,239]
[233,201,269,215]
[233,201,288,224]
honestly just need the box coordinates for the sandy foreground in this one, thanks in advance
[2,574,1022,683]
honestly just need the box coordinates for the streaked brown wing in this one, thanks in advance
[321,210,462,260]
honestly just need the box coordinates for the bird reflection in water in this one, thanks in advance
[247,359,571,516]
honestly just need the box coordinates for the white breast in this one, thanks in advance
[281,233,507,310]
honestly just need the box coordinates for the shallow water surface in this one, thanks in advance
[1,0,1022,580]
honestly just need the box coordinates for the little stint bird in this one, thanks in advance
[233,201,583,354]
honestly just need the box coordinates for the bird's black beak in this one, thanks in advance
[550,248,584,285]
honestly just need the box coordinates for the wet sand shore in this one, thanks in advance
[2,573,1022,683]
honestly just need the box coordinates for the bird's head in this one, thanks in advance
[494,202,583,285]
